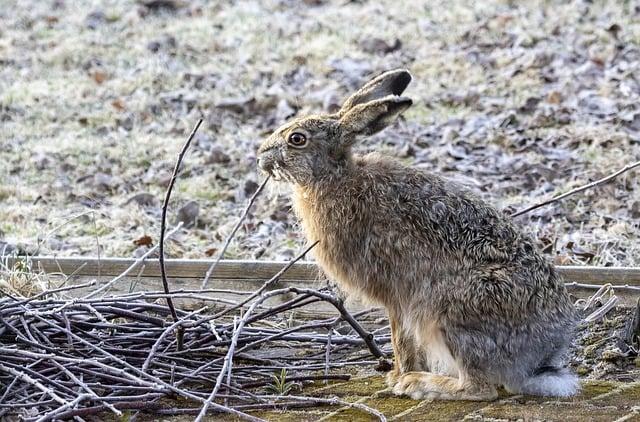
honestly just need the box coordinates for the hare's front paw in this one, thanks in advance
[385,366,400,387]
[393,372,446,400]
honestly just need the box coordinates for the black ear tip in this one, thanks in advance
[390,70,412,96]
[388,96,413,112]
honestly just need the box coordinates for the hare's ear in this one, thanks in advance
[339,69,412,115]
[339,95,412,138]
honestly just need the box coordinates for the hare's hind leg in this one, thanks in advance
[393,371,498,401]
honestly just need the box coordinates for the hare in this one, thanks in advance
[257,69,578,400]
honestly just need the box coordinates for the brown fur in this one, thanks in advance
[257,69,578,400]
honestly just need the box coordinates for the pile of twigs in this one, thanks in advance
[0,270,390,421]
[0,120,391,421]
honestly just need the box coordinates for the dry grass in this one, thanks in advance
[0,0,639,265]
[0,256,50,298]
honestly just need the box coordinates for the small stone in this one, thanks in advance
[518,96,540,114]
[85,10,106,29]
[360,38,402,55]
[374,358,393,372]
[243,180,259,197]
[94,172,115,191]
[630,201,640,219]
[442,127,459,143]
[47,238,65,251]
[0,241,18,255]
[147,34,177,53]
[139,0,181,12]
[32,154,51,171]
[147,40,161,53]
[206,147,231,165]
[125,192,157,207]
[176,200,199,227]
[116,115,134,131]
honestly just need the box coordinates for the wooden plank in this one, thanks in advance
[557,266,640,285]
[4,256,321,281]
[3,256,640,286]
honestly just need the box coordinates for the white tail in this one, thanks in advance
[509,369,579,397]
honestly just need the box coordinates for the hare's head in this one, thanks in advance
[257,69,413,185]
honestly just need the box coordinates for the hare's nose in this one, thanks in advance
[257,156,274,173]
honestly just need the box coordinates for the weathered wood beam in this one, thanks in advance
[3,256,640,286]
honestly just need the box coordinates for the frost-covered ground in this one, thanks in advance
[1,0,639,265]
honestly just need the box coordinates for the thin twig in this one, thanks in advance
[511,160,640,218]
[200,176,270,290]
[159,119,203,349]
[194,244,318,420]
[288,287,385,359]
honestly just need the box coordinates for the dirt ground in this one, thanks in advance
[0,0,639,266]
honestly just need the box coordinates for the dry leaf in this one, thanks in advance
[111,99,126,111]
[204,247,218,257]
[92,70,107,84]
[133,235,153,247]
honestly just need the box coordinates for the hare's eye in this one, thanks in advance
[288,132,307,148]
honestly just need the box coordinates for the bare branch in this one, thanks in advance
[512,160,640,218]
[159,119,203,348]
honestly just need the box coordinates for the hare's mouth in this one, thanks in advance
[270,166,289,182]
[257,154,294,182]
[270,163,296,183]
[270,169,283,181]
[258,161,284,182]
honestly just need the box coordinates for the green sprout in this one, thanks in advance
[265,368,296,396]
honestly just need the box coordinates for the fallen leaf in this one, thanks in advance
[111,99,126,111]
[204,247,218,257]
[92,70,107,84]
[133,235,153,247]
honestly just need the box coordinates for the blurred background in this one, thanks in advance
[0,0,638,265]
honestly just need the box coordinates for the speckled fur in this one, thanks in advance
[257,69,578,400]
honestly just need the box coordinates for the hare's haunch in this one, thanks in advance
[258,69,578,400]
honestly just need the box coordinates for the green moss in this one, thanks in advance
[399,400,489,421]
[576,365,591,376]
[592,383,640,408]
[240,410,331,422]
[323,407,381,422]
[480,402,628,421]
[362,396,419,417]
[323,395,419,422]
[577,381,619,400]
[311,376,387,398]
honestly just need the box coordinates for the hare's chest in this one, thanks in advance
[292,190,385,303]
